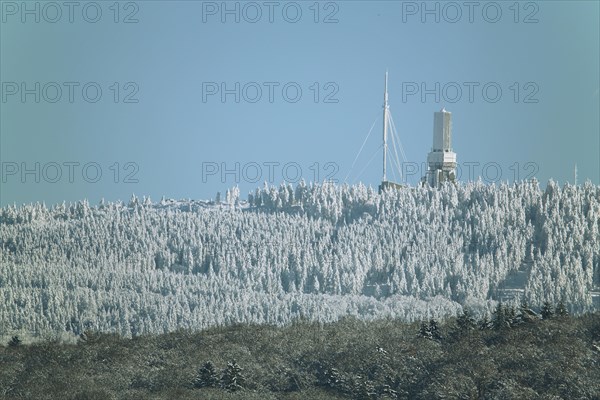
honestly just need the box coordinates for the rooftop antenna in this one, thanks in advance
[382,70,389,182]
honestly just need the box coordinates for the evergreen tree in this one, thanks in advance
[194,361,218,388]
[479,314,491,331]
[419,319,441,341]
[221,360,245,392]
[541,301,554,320]
[456,309,477,332]
[506,305,517,325]
[555,300,568,317]
[352,376,377,399]
[8,335,21,347]
[419,321,432,339]
[429,319,442,341]
[519,300,539,323]
[492,302,508,330]
[322,367,349,394]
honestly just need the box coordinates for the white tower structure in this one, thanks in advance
[425,108,457,187]
[382,70,389,183]
[378,71,405,193]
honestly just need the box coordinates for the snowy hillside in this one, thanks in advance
[0,180,599,337]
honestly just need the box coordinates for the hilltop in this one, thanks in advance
[0,180,599,338]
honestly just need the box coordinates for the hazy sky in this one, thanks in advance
[1,0,598,206]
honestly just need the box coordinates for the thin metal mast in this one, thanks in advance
[575,164,578,186]
[383,70,389,182]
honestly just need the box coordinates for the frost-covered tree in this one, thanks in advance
[0,180,598,337]
[221,360,245,392]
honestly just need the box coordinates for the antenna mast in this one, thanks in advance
[574,164,578,186]
[382,70,389,182]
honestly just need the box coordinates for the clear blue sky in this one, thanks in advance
[1,0,598,206]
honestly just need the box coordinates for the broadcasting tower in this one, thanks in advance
[424,108,457,187]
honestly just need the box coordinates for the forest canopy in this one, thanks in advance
[0,179,599,338]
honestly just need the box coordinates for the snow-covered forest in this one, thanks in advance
[1,180,599,338]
